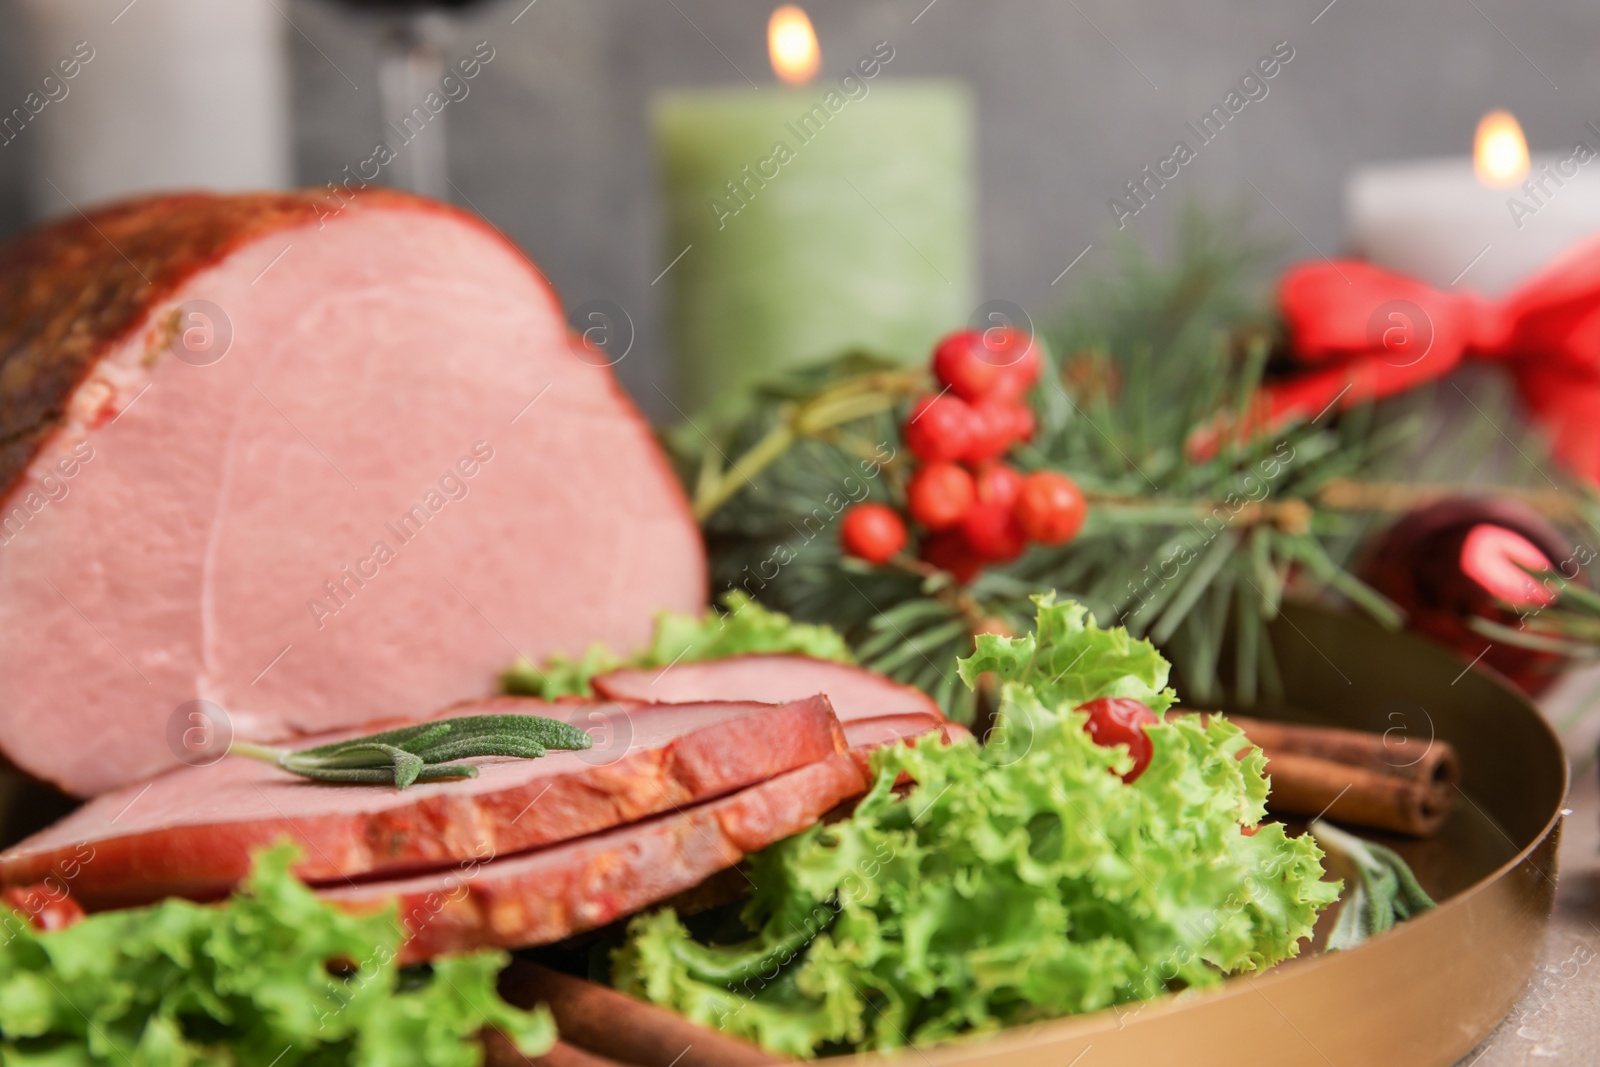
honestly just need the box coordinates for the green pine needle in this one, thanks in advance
[674,203,1600,720]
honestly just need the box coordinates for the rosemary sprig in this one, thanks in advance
[231,714,594,789]
[1312,818,1435,951]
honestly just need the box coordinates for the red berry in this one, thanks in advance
[932,330,1008,400]
[904,394,975,463]
[840,503,907,565]
[1014,472,1087,545]
[907,462,976,531]
[1077,696,1159,782]
[974,463,1024,509]
[1009,403,1036,443]
[964,399,1018,464]
[1,886,85,932]
[931,328,1042,402]
[962,501,1027,562]
[921,528,983,583]
[984,329,1042,402]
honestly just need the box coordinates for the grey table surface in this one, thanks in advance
[1453,667,1600,1066]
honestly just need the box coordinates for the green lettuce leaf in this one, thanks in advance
[502,592,852,698]
[0,844,553,1066]
[614,594,1338,1057]
[958,593,1177,715]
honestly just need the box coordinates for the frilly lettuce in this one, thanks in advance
[501,592,851,698]
[613,594,1339,1057]
[0,844,552,1066]
[959,595,1176,716]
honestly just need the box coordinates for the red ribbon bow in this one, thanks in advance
[1246,234,1600,481]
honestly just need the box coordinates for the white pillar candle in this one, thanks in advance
[1346,136,1600,297]
[16,0,293,215]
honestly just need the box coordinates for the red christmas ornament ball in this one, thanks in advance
[1360,497,1575,694]
[1458,525,1557,607]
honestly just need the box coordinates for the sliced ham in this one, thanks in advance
[592,655,942,723]
[842,713,972,780]
[0,695,844,908]
[842,713,962,751]
[320,753,868,963]
[0,191,706,797]
[942,721,974,744]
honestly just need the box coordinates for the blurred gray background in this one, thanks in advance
[0,0,1593,418]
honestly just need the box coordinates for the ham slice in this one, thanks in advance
[841,713,972,780]
[0,191,705,796]
[842,713,963,751]
[592,655,942,722]
[319,753,868,963]
[0,695,845,908]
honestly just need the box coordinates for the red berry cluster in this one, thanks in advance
[839,329,1088,581]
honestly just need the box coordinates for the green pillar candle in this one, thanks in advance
[654,78,974,414]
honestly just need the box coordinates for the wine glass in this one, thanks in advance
[318,0,491,198]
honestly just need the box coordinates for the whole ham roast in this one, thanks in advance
[0,191,706,796]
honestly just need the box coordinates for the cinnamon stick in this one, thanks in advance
[1226,714,1459,792]
[1200,714,1459,837]
[485,1035,632,1067]
[498,960,785,1067]
[1253,750,1454,837]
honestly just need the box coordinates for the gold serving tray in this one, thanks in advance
[830,604,1567,1067]
[0,606,1564,1067]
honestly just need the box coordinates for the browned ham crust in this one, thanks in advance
[0,192,423,490]
[0,695,845,907]
[320,753,869,963]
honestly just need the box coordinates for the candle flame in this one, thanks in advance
[1474,109,1529,188]
[768,5,819,85]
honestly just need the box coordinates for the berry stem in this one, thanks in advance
[1083,491,1314,535]
[888,555,996,638]
[692,419,797,522]
[691,369,926,522]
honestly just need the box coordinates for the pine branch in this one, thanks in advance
[673,204,1600,718]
